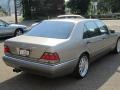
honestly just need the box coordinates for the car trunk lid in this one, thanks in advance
[5,35,67,59]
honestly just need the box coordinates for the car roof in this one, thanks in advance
[44,19,99,24]
[57,14,83,17]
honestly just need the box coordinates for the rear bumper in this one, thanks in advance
[3,55,78,78]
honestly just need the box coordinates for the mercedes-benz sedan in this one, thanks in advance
[3,19,120,78]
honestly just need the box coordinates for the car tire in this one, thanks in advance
[14,29,23,36]
[114,38,120,54]
[74,54,89,79]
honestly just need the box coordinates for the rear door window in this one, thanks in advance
[83,21,101,39]
[95,20,109,34]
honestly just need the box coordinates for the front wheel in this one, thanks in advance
[74,54,89,79]
[14,29,23,36]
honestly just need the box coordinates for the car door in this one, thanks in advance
[0,20,14,36]
[0,20,6,36]
[83,21,105,58]
[95,20,117,52]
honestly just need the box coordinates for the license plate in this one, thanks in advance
[19,49,30,56]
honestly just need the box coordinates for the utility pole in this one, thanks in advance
[8,0,11,16]
[14,0,18,24]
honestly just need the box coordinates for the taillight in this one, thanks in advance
[4,45,10,53]
[40,52,60,62]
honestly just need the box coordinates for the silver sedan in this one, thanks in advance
[0,20,27,37]
[3,19,120,78]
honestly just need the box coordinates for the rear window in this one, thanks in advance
[25,20,75,39]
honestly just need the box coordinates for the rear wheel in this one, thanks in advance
[74,54,89,79]
[14,29,23,36]
[115,38,120,54]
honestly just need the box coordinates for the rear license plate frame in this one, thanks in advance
[19,49,30,56]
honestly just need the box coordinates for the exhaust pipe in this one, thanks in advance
[13,68,21,73]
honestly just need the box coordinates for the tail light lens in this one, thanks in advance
[40,52,60,63]
[4,45,10,53]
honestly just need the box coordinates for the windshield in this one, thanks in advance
[26,20,75,39]
[0,20,9,26]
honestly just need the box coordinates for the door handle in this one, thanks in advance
[86,39,103,44]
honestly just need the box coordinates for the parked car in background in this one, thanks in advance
[57,14,84,19]
[28,15,84,30]
[0,20,27,37]
[3,19,120,78]
[28,22,40,30]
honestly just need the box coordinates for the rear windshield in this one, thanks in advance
[25,20,75,39]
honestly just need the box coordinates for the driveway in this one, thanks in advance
[0,19,120,90]
[1,39,120,90]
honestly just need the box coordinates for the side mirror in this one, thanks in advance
[110,30,115,33]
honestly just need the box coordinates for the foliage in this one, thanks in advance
[96,0,120,14]
[0,6,7,16]
[110,0,120,13]
[22,0,65,20]
[66,0,90,15]
[97,0,111,14]
[67,0,120,15]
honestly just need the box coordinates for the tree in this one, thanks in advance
[0,6,7,15]
[22,0,32,19]
[111,0,120,13]
[7,0,11,15]
[97,0,112,14]
[67,0,90,15]
[22,0,65,20]
[95,0,120,14]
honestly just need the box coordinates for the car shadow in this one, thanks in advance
[0,37,13,43]
[0,38,5,43]
[0,53,120,90]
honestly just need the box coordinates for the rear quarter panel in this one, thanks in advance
[51,22,90,63]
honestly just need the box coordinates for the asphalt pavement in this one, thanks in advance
[0,19,120,90]
[0,38,120,90]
